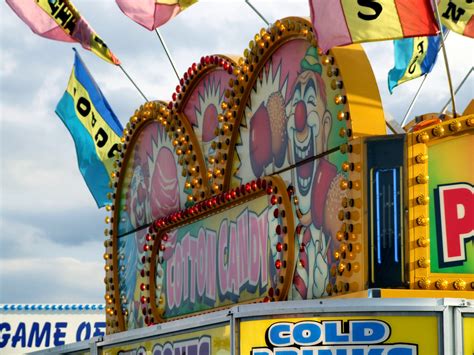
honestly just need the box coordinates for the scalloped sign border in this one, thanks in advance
[108,17,385,332]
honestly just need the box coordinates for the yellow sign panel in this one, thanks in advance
[103,325,230,355]
[240,316,439,355]
[465,315,474,355]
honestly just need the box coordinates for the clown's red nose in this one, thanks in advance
[295,101,307,132]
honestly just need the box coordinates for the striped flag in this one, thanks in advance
[388,35,441,93]
[438,0,474,38]
[309,0,440,53]
[116,0,198,30]
[6,0,120,65]
[56,50,123,207]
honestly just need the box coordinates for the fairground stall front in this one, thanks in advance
[33,16,473,355]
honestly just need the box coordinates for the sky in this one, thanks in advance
[0,0,472,305]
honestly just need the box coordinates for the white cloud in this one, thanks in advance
[0,50,18,77]
[0,217,104,259]
[0,216,104,302]
[1,158,94,211]
[0,257,103,303]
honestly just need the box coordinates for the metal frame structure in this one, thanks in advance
[453,300,474,355]
[32,297,473,355]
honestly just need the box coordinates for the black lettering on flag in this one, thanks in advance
[63,15,77,35]
[408,40,425,74]
[357,0,383,21]
[47,0,61,15]
[95,128,109,148]
[91,112,97,128]
[94,36,109,49]
[442,1,466,23]
[107,143,120,158]
[408,57,419,74]
[417,40,425,54]
[53,3,76,34]
[77,97,91,117]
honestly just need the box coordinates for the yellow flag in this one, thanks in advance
[438,0,474,37]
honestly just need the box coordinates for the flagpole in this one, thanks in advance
[155,29,180,81]
[441,66,473,113]
[432,0,457,117]
[245,0,270,26]
[118,64,149,102]
[401,74,429,127]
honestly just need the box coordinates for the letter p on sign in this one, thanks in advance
[438,183,474,265]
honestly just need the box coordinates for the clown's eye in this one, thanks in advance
[307,95,316,106]
[292,83,302,105]
[304,79,317,107]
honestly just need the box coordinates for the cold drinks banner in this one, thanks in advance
[240,315,440,355]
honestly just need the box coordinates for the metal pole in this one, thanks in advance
[441,66,473,113]
[118,64,148,102]
[245,0,270,26]
[401,74,428,127]
[432,0,458,116]
[155,29,180,81]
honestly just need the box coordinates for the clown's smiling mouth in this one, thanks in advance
[294,129,314,196]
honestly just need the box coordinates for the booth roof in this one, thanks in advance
[0,304,105,311]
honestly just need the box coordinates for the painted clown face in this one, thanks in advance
[287,70,330,220]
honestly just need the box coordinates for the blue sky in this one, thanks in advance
[0,0,472,304]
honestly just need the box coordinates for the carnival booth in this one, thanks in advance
[18,12,472,355]
[53,16,474,355]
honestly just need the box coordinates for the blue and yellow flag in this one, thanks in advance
[56,50,123,207]
[388,35,441,93]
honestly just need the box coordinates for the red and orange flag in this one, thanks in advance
[309,0,440,53]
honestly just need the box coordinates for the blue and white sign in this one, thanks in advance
[0,304,105,354]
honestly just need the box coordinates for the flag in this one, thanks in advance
[56,50,123,208]
[388,35,441,93]
[438,0,474,38]
[6,0,120,65]
[309,0,439,53]
[116,0,198,30]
